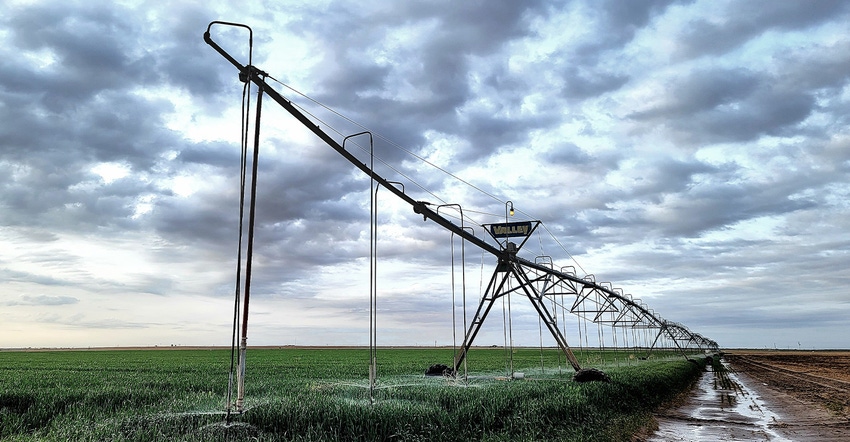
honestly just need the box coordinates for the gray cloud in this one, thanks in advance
[561,66,631,100]
[675,0,850,58]
[1,0,848,349]
[575,0,681,60]
[628,67,819,144]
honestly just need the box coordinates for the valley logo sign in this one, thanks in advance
[490,221,534,238]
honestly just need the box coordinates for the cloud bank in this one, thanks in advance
[1,0,849,349]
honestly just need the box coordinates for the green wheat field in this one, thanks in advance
[0,347,706,441]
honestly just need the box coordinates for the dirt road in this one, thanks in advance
[644,351,850,441]
[725,350,850,440]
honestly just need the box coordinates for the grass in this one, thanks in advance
[0,347,705,441]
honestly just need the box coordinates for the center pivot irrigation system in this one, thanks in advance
[204,22,719,416]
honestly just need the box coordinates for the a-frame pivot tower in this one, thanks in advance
[453,222,582,373]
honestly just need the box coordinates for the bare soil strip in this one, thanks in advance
[726,351,850,417]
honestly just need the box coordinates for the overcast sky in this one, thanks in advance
[2,0,849,351]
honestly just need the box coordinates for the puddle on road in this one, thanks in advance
[649,361,790,441]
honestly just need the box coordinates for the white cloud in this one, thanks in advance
[0,0,848,350]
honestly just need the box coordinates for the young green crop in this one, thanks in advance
[0,348,703,441]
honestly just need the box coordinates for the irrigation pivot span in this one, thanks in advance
[204,22,719,413]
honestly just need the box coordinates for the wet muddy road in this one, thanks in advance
[646,355,849,441]
[648,361,789,441]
